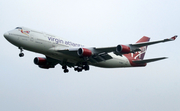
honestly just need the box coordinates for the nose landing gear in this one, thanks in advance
[19,47,24,57]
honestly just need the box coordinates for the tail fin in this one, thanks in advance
[123,36,150,67]
[134,36,150,60]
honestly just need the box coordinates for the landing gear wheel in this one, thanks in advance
[19,53,24,57]
[84,65,89,71]
[84,66,89,71]
[77,70,82,72]
[62,65,69,73]
[74,67,78,71]
[64,69,69,73]
[82,62,90,71]
[77,67,83,72]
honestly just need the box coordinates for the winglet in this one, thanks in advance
[170,35,178,41]
[163,35,177,42]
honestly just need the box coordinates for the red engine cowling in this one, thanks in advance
[39,65,51,69]
[34,57,47,65]
[77,48,92,57]
[34,57,54,69]
[116,45,131,53]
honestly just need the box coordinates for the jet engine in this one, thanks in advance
[38,65,52,69]
[116,45,131,53]
[77,48,92,57]
[34,57,53,69]
[34,57,47,65]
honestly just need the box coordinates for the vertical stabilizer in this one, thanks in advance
[135,36,150,60]
[123,36,150,67]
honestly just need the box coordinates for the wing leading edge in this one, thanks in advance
[56,35,177,56]
[130,35,177,47]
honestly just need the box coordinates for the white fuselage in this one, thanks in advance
[4,27,131,68]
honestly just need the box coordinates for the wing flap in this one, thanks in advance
[89,52,113,63]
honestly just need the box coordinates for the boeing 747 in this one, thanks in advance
[4,27,177,73]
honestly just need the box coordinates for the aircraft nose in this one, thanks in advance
[4,32,9,39]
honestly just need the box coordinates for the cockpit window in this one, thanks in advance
[15,27,22,29]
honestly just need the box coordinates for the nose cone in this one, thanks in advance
[4,30,20,46]
[4,32,9,39]
[4,32,16,44]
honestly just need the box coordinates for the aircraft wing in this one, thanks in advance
[55,35,177,63]
[130,35,177,47]
[89,35,178,55]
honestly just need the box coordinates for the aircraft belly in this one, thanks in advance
[91,55,131,68]
[45,51,82,64]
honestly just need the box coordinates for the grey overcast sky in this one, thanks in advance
[0,0,180,111]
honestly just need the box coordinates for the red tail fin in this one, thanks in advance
[136,36,150,43]
[123,36,150,67]
[135,36,150,60]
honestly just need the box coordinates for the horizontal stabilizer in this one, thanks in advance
[132,57,167,64]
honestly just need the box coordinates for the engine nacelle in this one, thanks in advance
[34,57,47,65]
[39,65,52,69]
[77,48,92,57]
[116,45,131,53]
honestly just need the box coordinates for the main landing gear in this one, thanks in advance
[62,65,69,73]
[62,63,90,73]
[19,47,24,57]
[74,63,90,72]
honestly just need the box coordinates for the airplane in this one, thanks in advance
[4,27,177,73]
